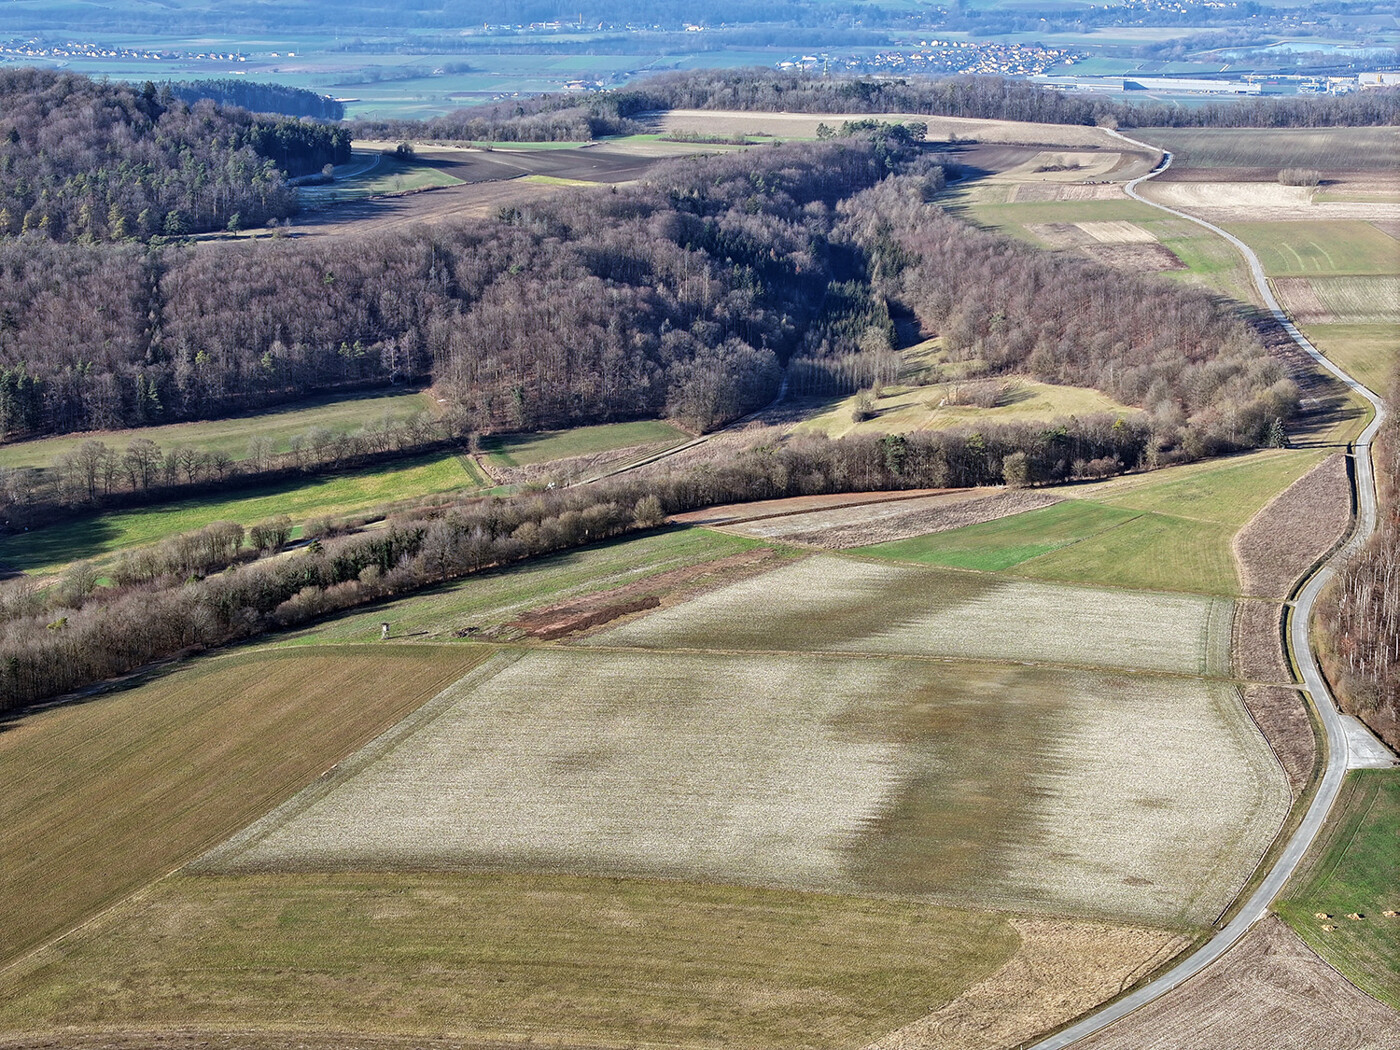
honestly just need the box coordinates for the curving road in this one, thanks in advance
[1026,131,1394,1050]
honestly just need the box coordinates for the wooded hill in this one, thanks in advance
[0,132,1289,469]
[0,70,350,242]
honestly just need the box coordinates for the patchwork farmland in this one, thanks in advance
[0,510,1296,1046]
[2,101,1393,1049]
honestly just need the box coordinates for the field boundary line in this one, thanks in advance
[571,640,1244,684]
[191,652,523,872]
[1023,129,1395,1050]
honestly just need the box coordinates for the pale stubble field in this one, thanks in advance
[204,555,1285,927]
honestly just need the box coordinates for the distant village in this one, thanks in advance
[0,39,251,63]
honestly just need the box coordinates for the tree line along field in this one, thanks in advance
[0,388,435,472]
[0,417,697,577]
[0,450,482,575]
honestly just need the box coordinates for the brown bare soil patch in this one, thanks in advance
[863,919,1189,1050]
[632,425,786,476]
[1143,180,1400,222]
[511,595,662,640]
[669,488,961,528]
[1077,916,1400,1050]
[1081,242,1186,273]
[287,179,569,237]
[1027,222,1094,247]
[1233,600,1291,683]
[1234,454,1351,600]
[1243,686,1316,798]
[1009,183,1128,202]
[503,547,793,640]
[1275,277,1334,325]
[781,489,1062,548]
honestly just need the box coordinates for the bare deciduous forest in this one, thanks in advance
[1318,369,1400,749]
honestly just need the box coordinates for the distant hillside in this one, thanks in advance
[0,69,350,242]
[167,78,344,120]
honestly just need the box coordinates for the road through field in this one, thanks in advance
[1027,132,1396,1050]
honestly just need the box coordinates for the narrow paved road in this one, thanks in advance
[1027,132,1394,1050]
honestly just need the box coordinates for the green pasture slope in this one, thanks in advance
[482,419,690,468]
[0,389,433,471]
[298,150,464,205]
[1277,770,1400,1008]
[0,452,483,574]
[859,449,1323,595]
[1225,221,1400,278]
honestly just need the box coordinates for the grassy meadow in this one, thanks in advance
[0,389,433,471]
[0,451,483,574]
[0,872,1019,1049]
[1303,324,1398,397]
[298,150,464,205]
[795,377,1134,440]
[481,419,690,468]
[1277,770,1400,1008]
[1225,221,1400,277]
[941,184,1260,304]
[860,450,1324,596]
[0,645,489,965]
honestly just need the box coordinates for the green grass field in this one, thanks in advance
[1277,770,1400,1008]
[0,871,1018,1049]
[271,526,776,646]
[860,500,1144,571]
[1140,127,1400,172]
[1225,221,1400,277]
[795,378,1135,440]
[945,191,1166,233]
[0,389,433,471]
[860,450,1322,595]
[0,452,480,574]
[482,419,689,468]
[298,150,464,205]
[1303,324,1398,397]
[0,645,489,966]
[1142,217,1261,305]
